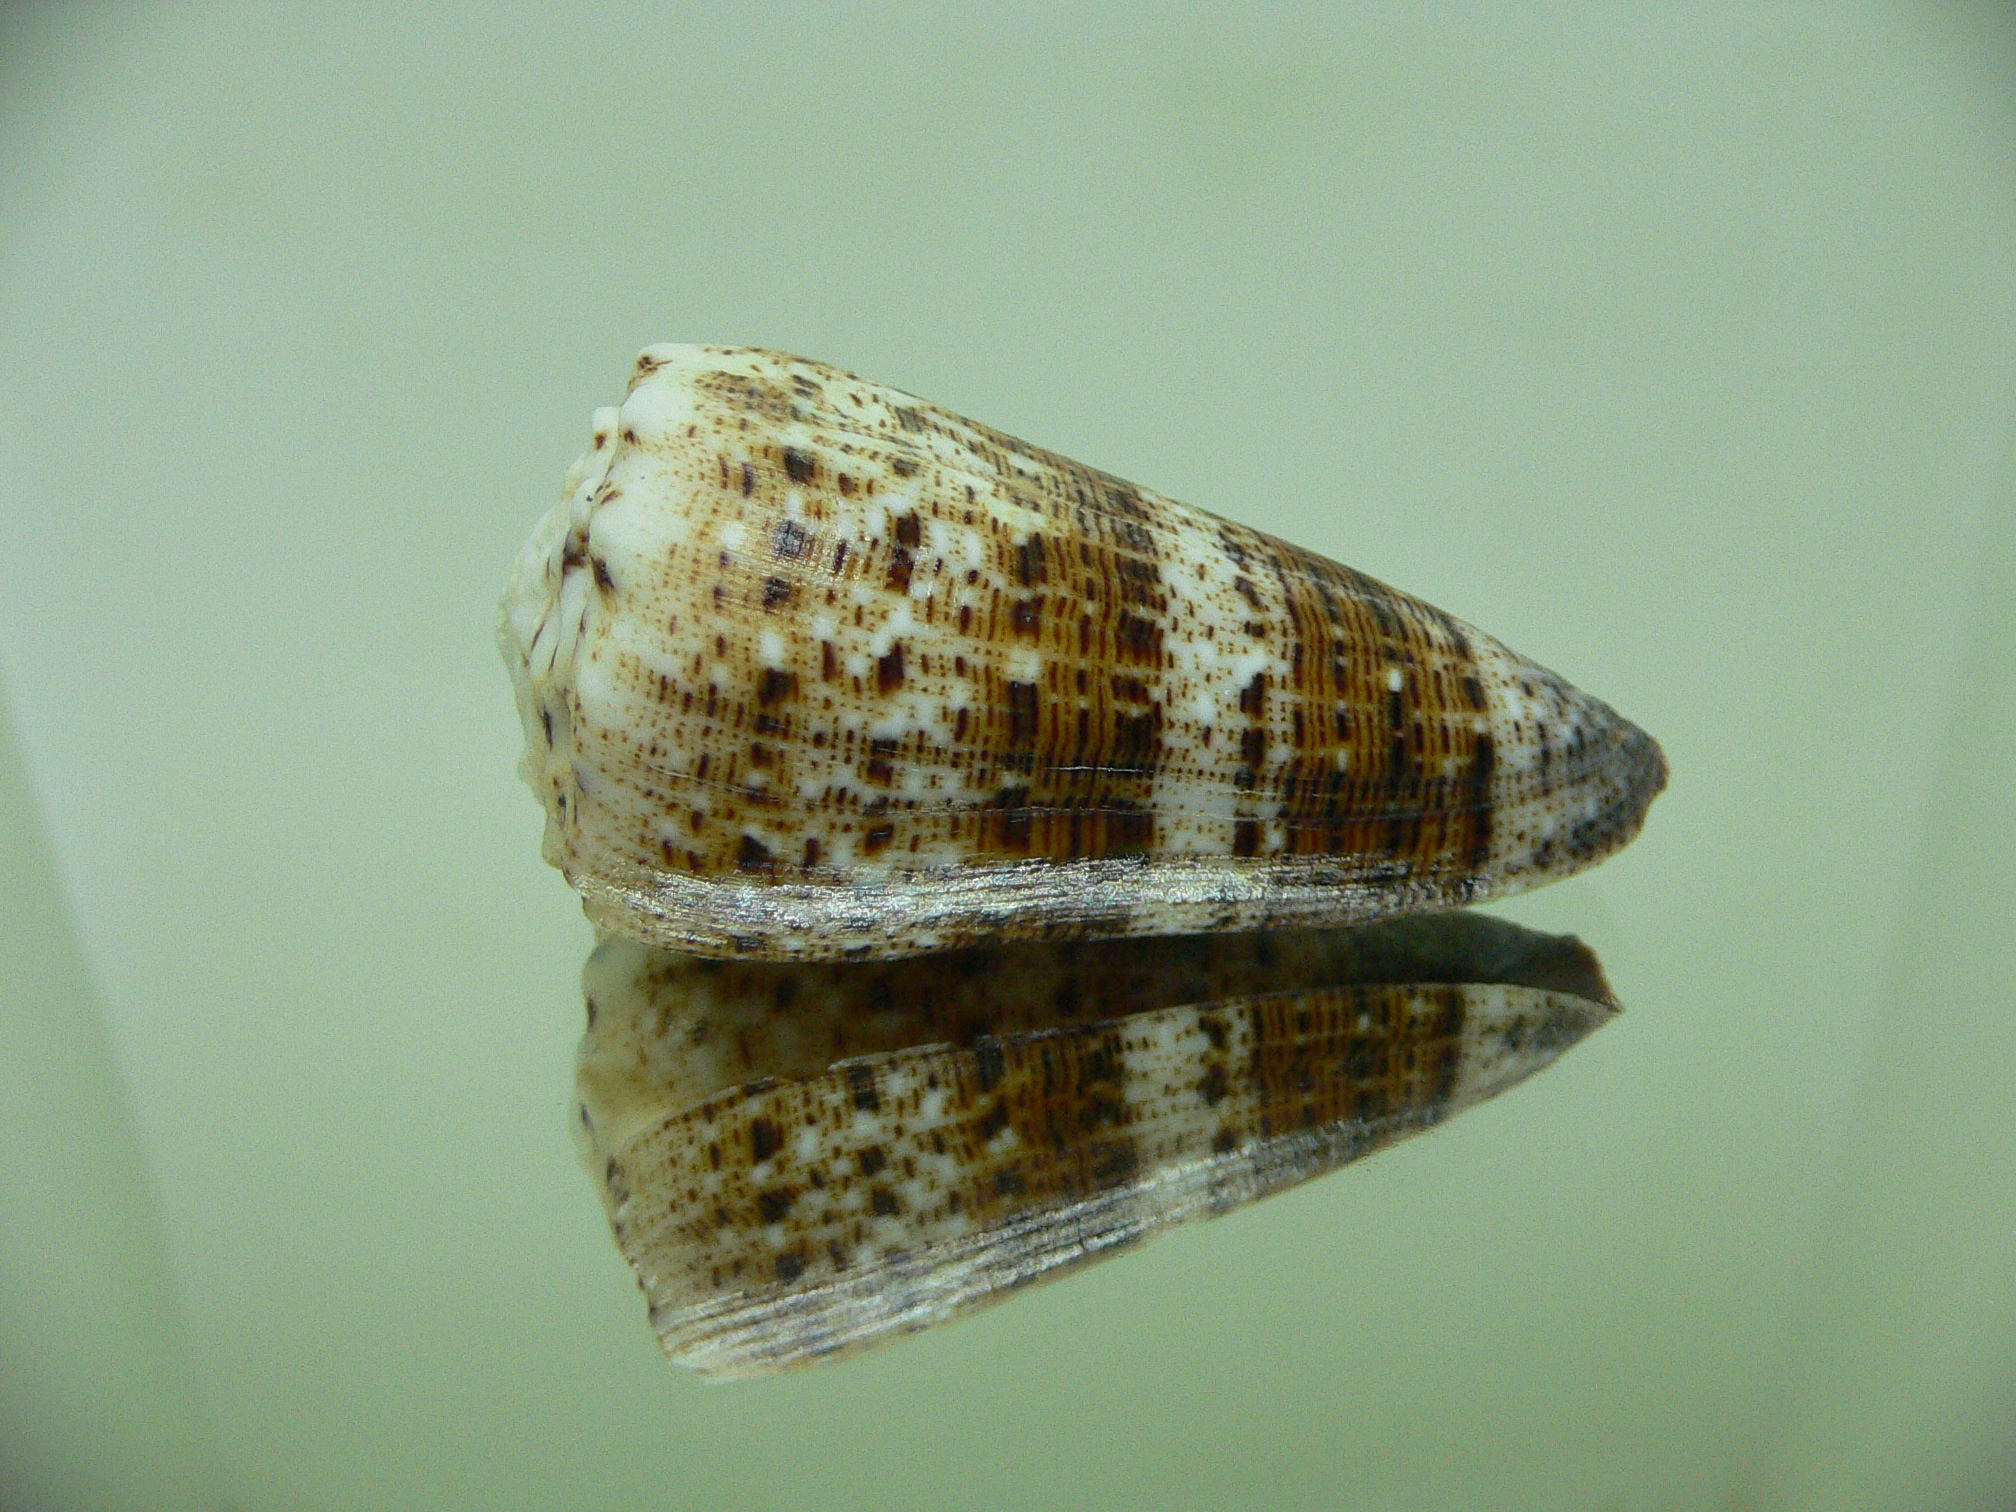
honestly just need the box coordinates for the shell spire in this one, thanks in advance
[503,345,1665,959]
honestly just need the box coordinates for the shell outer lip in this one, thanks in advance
[571,851,1486,960]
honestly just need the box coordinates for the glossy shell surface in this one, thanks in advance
[502,345,1665,960]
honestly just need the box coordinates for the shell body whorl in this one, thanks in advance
[503,345,1665,959]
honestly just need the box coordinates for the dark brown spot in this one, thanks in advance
[1005,681,1038,748]
[736,834,774,873]
[756,1188,794,1223]
[1240,726,1266,769]
[762,576,792,610]
[1111,706,1160,762]
[757,668,797,704]
[1115,613,1160,664]
[858,1145,887,1177]
[973,1036,1006,1093]
[870,1186,900,1217]
[846,1062,880,1112]
[782,446,815,483]
[995,786,1031,850]
[1466,731,1496,868]
[774,519,809,560]
[876,643,905,691]
[863,823,895,854]
[1233,819,1261,857]
[751,1118,782,1163]
[774,1251,806,1283]
[1014,534,1047,586]
[894,511,921,548]
[1088,1142,1139,1184]
[1201,1063,1229,1106]
[1116,550,1158,598]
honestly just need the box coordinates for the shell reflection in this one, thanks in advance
[577,914,1619,1378]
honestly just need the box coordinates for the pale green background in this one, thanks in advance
[3,5,2013,1510]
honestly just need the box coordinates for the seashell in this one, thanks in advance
[505,346,1666,1375]
[501,345,1665,961]
[575,912,1620,1378]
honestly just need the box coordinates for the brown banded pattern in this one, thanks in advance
[576,913,1620,1378]
[502,346,1666,959]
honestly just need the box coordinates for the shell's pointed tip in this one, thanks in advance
[1583,711,1668,866]
[1612,711,1669,830]
[1646,725,1671,798]
[1476,656,1667,897]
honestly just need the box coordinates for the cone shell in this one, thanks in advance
[576,913,1619,1378]
[502,346,1664,959]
